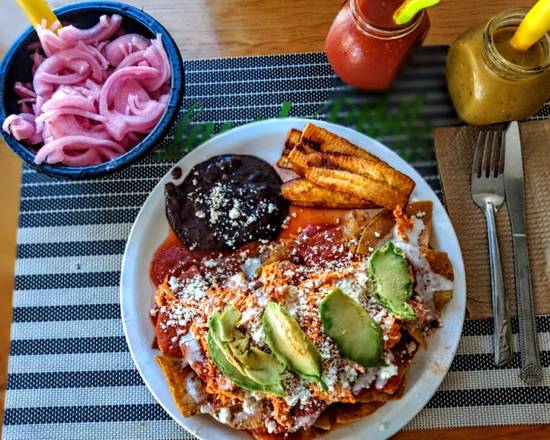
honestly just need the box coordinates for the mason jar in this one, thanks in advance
[325,0,430,91]
[446,8,550,125]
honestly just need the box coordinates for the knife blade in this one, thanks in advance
[503,121,542,385]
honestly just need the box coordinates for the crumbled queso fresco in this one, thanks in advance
[187,182,279,248]
[155,250,405,410]
[164,155,289,251]
[151,203,456,435]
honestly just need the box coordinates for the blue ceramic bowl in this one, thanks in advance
[0,1,184,179]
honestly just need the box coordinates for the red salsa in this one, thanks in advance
[325,0,430,90]
[292,224,350,268]
[149,207,356,356]
[150,229,219,287]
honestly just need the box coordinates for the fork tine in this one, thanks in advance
[481,131,491,178]
[489,130,500,177]
[498,130,505,175]
[472,131,484,178]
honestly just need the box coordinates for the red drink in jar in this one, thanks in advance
[325,0,430,90]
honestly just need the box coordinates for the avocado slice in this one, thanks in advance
[368,241,416,320]
[219,305,241,342]
[207,326,284,395]
[238,346,285,385]
[224,330,285,386]
[207,308,285,395]
[209,311,248,377]
[320,287,383,368]
[262,301,325,388]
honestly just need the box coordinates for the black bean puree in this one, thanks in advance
[165,155,289,251]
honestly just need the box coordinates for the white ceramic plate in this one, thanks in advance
[120,118,466,440]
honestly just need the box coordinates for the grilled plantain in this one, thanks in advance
[319,153,415,201]
[280,123,415,210]
[277,128,302,169]
[299,123,382,162]
[286,142,318,175]
[281,178,373,208]
[304,167,411,210]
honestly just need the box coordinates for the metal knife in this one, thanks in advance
[503,121,542,385]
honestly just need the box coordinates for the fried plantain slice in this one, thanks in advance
[318,153,415,204]
[356,209,395,255]
[287,142,318,175]
[155,355,202,417]
[405,201,433,246]
[286,124,415,209]
[277,128,303,169]
[282,178,374,208]
[300,123,382,163]
[304,167,410,210]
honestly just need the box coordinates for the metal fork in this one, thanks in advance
[471,129,513,367]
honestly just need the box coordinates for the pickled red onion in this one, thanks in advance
[2,114,41,144]
[2,14,171,167]
[57,14,122,45]
[104,34,149,66]
[34,135,125,165]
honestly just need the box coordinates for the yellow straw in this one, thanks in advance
[393,0,441,25]
[511,0,550,51]
[15,0,60,30]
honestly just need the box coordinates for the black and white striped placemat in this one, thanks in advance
[4,47,550,440]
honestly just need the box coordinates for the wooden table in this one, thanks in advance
[1,0,548,438]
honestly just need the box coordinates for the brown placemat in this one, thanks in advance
[434,120,550,319]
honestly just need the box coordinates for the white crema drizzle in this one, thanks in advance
[391,215,453,308]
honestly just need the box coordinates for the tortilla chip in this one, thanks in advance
[359,362,409,402]
[356,209,395,254]
[356,377,406,403]
[341,209,373,251]
[251,428,321,440]
[155,355,201,417]
[334,402,383,424]
[406,201,433,246]
[262,239,294,265]
[418,247,454,311]
[277,128,302,169]
[420,247,454,281]
[312,411,333,430]
[155,280,176,307]
[405,323,427,348]
[228,402,267,430]
[433,291,453,311]
[282,178,374,209]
